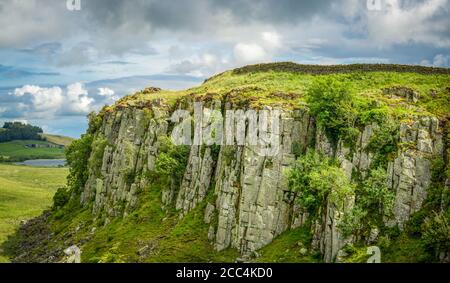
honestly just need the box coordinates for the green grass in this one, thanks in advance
[254,226,320,263]
[0,164,68,262]
[23,178,239,263]
[110,64,450,121]
[0,140,65,162]
[40,134,74,147]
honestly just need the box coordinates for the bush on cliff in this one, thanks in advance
[65,133,93,193]
[306,78,358,146]
[288,150,354,218]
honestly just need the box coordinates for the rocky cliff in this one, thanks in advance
[4,63,449,263]
[78,100,446,262]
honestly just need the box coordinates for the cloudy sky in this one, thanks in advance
[0,0,449,137]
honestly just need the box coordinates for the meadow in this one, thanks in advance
[0,163,68,262]
[0,140,65,162]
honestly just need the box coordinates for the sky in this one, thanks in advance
[0,0,449,137]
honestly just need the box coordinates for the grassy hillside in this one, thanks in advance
[112,63,450,119]
[0,140,65,162]
[3,63,449,263]
[40,134,74,147]
[0,164,68,262]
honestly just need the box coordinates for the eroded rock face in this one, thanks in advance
[383,86,420,103]
[81,105,170,218]
[311,123,375,262]
[79,97,443,262]
[176,146,215,216]
[387,116,443,227]
[213,109,314,254]
[311,195,354,263]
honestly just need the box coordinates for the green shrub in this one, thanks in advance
[88,136,108,178]
[306,78,357,145]
[52,187,71,210]
[65,133,93,192]
[87,112,103,134]
[339,207,367,238]
[154,136,190,186]
[359,104,389,125]
[340,167,394,238]
[421,212,450,259]
[359,168,395,220]
[288,150,354,217]
[366,122,399,168]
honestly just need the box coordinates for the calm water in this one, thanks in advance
[14,159,67,167]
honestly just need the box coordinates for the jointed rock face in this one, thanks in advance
[78,100,444,262]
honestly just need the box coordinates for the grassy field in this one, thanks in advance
[0,140,65,162]
[0,164,68,262]
[40,134,74,147]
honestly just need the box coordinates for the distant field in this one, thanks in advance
[0,140,65,162]
[0,164,68,262]
[40,134,74,147]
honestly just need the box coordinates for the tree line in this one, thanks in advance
[0,122,43,142]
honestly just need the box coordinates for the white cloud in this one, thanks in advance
[98,87,115,97]
[98,87,119,103]
[66,83,95,114]
[168,31,283,76]
[420,54,450,66]
[13,85,64,115]
[167,53,227,77]
[365,0,450,48]
[233,43,268,64]
[432,54,450,66]
[261,31,282,49]
[420,59,431,66]
[12,82,95,118]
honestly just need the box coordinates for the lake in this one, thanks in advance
[14,159,67,167]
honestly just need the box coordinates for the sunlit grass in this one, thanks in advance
[0,164,68,262]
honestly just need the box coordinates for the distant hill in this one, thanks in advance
[0,122,43,142]
[0,122,73,162]
[40,133,74,147]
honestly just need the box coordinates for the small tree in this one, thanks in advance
[306,78,357,145]
[288,150,354,218]
[65,134,93,192]
[339,167,394,238]
[422,212,450,259]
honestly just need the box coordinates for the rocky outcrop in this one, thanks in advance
[387,116,443,227]
[383,86,420,103]
[81,104,170,218]
[213,109,314,254]
[78,95,444,262]
[311,124,375,262]
[176,146,215,215]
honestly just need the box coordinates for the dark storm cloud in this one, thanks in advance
[2,0,448,60]
[211,0,333,23]
[83,0,333,31]
[73,0,335,54]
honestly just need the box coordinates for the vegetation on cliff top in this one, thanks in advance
[108,63,450,121]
